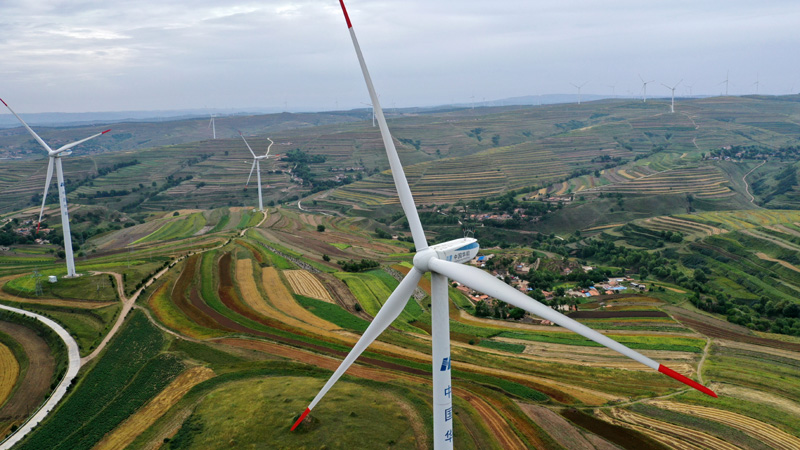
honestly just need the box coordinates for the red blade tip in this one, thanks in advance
[658,365,717,398]
[0,98,7,107]
[291,408,311,431]
[36,222,41,233]
[339,0,352,28]
[102,129,111,134]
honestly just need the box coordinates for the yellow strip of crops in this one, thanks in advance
[235,259,340,335]
[92,366,215,450]
[283,270,334,302]
[261,266,340,332]
[651,401,800,450]
[0,343,19,408]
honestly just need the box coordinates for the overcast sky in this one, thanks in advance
[1,0,799,114]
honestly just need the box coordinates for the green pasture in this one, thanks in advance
[164,376,429,450]
[3,270,118,302]
[295,295,369,332]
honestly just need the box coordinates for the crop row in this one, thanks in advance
[18,311,184,450]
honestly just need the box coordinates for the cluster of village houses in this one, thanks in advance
[452,253,647,324]
[4,219,51,245]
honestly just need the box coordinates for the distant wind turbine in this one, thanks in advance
[361,101,376,126]
[570,82,588,105]
[718,71,730,96]
[240,132,276,211]
[661,80,683,113]
[639,75,655,102]
[1,98,110,278]
[290,3,718,448]
[752,73,760,95]
[208,113,216,139]
[608,85,616,96]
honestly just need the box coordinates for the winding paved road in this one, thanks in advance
[0,304,80,450]
[0,210,271,447]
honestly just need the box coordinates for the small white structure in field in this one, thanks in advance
[48,275,57,283]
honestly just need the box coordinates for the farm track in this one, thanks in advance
[742,160,767,203]
[92,366,215,450]
[754,252,800,273]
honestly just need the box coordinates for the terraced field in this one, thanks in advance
[4,97,800,448]
[284,270,334,302]
[595,166,732,197]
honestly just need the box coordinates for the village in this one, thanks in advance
[452,252,647,324]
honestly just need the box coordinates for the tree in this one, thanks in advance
[322,254,330,262]
[317,225,326,232]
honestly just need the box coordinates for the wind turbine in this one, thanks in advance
[661,79,682,113]
[240,132,275,211]
[291,2,717,447]
[208,113,216,139]
[1,98,110,278]
[639,75,655,102]
[719,71,730,96]
[570,82,588,105]
[360,101,376,126]
[752,73,760,95]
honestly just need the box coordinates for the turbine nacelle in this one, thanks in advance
[413,238,479,271]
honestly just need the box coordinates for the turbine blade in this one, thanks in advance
[239,132,257,158]
[1,98,53,153]
[53,129,111,154]
[292,267,424,430]
[37,157,55,231]
[246,160,256,186]
[428,259,717,398]
[338,0,428,252]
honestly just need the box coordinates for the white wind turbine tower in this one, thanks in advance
[719,71,730,96]
[208,113,217,139]
[291,2,718,447]
[661,79,682,113]
[240,132,275,211]
[361,101,376,126]
[570,82,588,105]
[639,75,655,102]
[752,73,760,94]
[1,98,110,278]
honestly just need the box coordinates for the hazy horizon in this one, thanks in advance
[2,0,799,114]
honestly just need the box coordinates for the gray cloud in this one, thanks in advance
[1,0,798,113]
